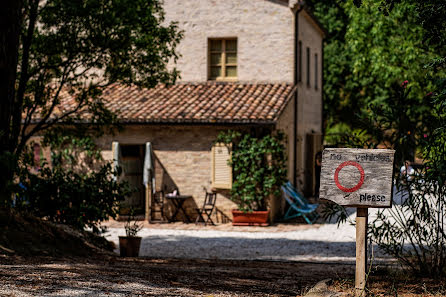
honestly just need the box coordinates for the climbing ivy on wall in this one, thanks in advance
[217,130,287,212]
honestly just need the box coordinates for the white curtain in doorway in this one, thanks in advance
[143,142,155,194]
[112,141,121,181]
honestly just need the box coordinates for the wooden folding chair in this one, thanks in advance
[151,190,165,222]
[195,191,217,226]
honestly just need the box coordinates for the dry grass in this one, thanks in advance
[328,266,446,296]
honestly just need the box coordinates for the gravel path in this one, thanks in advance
[104,208,393,263]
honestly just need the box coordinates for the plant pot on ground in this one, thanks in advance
[231,210,270,226]
[216,131,287,227]
[119,236,142,257]
[119,208,142,257]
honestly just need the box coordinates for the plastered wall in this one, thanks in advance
[296,9,324,191]
[163,0,294,83]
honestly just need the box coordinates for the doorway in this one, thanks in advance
[120,144,145,215]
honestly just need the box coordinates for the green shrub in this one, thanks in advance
[15,130,132,233]
[217,130,287,212]
[18,163,131,233]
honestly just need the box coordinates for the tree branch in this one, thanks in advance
[11,0,40,151]
[17,71,68,154]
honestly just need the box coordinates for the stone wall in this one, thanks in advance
[98,121,297,222]
[276,93,295,184]
[162,0,324,194]
[163,0,294,83]
[275,94,296,220]
[98,125,264,222]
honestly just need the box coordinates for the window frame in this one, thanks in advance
[208,38,238,81]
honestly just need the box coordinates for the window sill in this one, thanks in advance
[208,77,238,82]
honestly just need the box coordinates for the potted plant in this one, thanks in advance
[217,131,287,226]
[119,209,143,257]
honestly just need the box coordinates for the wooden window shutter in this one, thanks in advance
[212,143,232,189]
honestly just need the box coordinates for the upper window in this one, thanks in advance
[298,41,302,82]
[306,47,310,87]
[314,53,318,90]
[209,38,237,80]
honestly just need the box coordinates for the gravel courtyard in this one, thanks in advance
[103,208,392,263]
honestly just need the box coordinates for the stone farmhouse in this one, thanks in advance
[84,0,325,222]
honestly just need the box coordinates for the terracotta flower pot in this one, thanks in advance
[231,210,270,226]
[119,236,142,257]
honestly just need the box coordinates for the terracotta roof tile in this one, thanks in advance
[55,82,295,124]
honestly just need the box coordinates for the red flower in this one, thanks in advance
[401,80,409,88]
[426,92,433,97]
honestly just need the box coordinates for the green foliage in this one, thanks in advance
[15,127,132,233]
[217,130,287,212]
[0,152,19,209]
[314,0,446,277]
[30,0,182,89]
[17,0,182,151]
[17,163,131,233]
[42,125,110,171]
[124,208,143,237]
[369,89,446,276]
[325,82,446,277]
[1,0,182,206]
[306,0,440,139]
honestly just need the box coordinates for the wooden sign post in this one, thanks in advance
[319,148,395,297]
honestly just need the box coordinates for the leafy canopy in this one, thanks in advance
[306,0,440,141]
[16,0,182,152]
[313,0,446,276]
[0,0,183,205]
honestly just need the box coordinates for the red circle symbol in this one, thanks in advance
[334,161,365,192]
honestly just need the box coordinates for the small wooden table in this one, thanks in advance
[166,195,192,223]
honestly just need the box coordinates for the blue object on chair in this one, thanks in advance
[281,182,319,224]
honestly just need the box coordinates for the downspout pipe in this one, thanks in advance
[321,34,325,136]
[293,4,304,187]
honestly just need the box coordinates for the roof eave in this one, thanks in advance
[29,119,278,126]
[291,1,328,38]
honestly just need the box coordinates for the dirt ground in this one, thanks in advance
[1,255,445,297]
[1,212,445,296]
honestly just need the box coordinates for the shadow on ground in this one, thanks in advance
[137,236,387,262]
[0,256,355,296]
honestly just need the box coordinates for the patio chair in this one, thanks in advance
[281,183,319,224]
[285,181,319,206]
[151,190,165,222]
[195,191,217,226]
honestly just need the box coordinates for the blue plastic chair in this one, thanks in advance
[285,182,317,207]
[281,182,319,224]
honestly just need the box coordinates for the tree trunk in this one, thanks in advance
[0,0,22,204]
